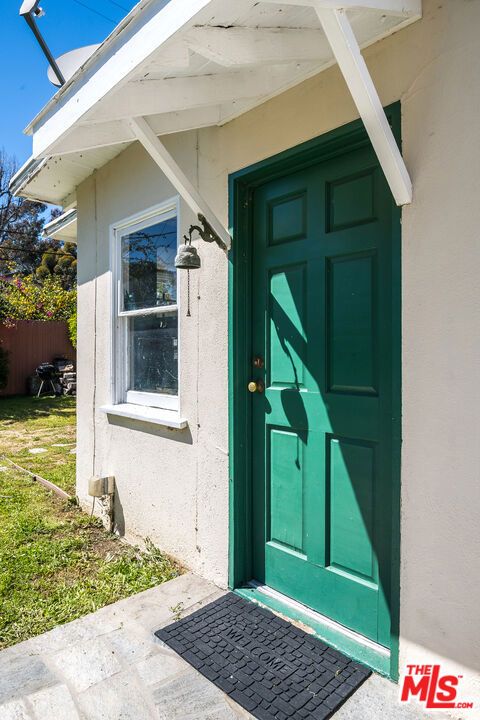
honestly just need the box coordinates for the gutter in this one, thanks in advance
[9,155,49,197]
[42,208,77,241]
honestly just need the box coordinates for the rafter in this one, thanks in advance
[43,107,223,157]
[85,64,315,124]
[30,0,217,158]
[185,26,330,67]
[260,0,421,16]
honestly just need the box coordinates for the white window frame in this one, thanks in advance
[110,197,180,412]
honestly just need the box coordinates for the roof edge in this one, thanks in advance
[24,0,154,136]
[9,156,49,197]
[42,208,78,241]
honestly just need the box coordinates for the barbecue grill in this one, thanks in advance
[35,362,58,397]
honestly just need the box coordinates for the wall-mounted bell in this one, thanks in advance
[175,216,228,317]
[174,241,201,270]
[175,214,227,271]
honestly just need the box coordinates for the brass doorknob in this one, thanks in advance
[248,380,264,393]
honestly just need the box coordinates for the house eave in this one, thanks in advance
[24,0,156,137]
[42,209,78,243]
[9,156,49,199]
[19,0,422,209]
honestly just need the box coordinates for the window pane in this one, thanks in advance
[122,214,177,311]
[128,313,178,395]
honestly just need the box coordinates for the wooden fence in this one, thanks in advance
[0,320,76,397]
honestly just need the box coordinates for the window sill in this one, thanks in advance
[100,404,188,429]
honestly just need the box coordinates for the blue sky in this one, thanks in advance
[0,0,138,165]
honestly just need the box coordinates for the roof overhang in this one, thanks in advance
[15,0,421,213]
[9,145,127,205]
[42,208,78,242]
[9,156,48,199]
[27,0,421,159]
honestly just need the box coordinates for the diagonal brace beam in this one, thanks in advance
[127,116,231,250]
[314,5,412,205]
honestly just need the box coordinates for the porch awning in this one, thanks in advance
[13,0,421,216]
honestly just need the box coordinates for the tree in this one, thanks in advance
[0,150,59,276]
[36,241,77,290]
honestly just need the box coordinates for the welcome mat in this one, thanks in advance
[156,592,371,720]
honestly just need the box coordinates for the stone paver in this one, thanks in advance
[153,670,252,720]
[28,684,80,720]
[49,637,123,693]
[0,700,30,720]
[334,673,450,720]
[0,656,56,705]
[77,671,157,720]
[135,649,187,686]
[0,573,451,719]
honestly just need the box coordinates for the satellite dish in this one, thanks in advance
[19,0,43,15]
[47,44,100,86]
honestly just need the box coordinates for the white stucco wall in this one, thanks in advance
[76,0,480,708]
[76,130,230,585]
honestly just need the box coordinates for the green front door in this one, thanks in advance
[249,142,397,648]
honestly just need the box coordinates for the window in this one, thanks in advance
[113,200,179,411]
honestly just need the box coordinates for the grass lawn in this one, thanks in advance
[0,395,77,494]
[0,395,181,650]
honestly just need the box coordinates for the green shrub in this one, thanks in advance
[0,276,76,324]
[68,308,77,349]
[35,264,50,282]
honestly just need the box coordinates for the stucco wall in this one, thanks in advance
[76,131,230,585]
[76,0,480,706]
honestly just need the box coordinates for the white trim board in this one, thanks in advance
[100,404,188,429]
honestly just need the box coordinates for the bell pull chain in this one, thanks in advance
[176,215,228,316]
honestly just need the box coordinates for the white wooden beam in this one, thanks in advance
[86,64,314,124]
[128,116,231,250]
[30,0,217,158]
[315,6,412,205]
[260,0,421,16]
[185,26,330,67]
[44,107,222,157]
[147,43,191,70]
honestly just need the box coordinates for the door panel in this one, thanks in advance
[250,145,395,647]
[269,428,305,554]
[327,168,376,231]
[270,266,307,388]
[327,436,376,582]
[268,191,307,245]
[326,250,378,395]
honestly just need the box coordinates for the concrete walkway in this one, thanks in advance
[0,573,447,720]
